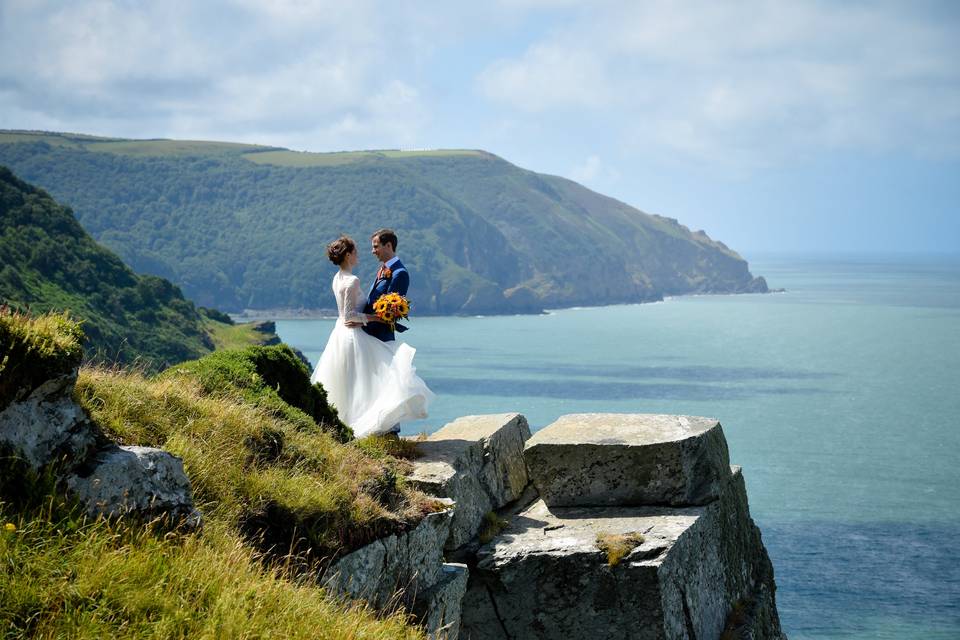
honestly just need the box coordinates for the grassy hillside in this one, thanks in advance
[1,515,424,639]
[0,165,214,369]
[0,130,767,315]
[0,311,433,638]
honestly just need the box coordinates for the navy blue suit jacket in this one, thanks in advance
[362,259,409,342]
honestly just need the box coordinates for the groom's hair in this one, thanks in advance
[327,235,355,265]
[371,228,398,251]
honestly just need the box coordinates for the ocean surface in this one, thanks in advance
[277,254,960,639]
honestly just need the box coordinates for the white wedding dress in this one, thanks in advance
[310,270,434,437]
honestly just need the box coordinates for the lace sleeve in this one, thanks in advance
[342,276,367,325]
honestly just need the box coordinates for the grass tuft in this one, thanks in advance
[354,434,425,461]
[0,504,425,639]
[595,531,646,567]
[0,306,84,410]
[477,511,510,544]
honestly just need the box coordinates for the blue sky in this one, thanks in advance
[1,0,958,254]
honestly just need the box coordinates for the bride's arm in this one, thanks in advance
[343,277,368,326]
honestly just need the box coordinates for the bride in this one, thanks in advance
[310,235,434,437]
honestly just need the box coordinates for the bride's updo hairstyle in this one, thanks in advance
[327,235,356,265]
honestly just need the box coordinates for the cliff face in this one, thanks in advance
[407,413,786,640]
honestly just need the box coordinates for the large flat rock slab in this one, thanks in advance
[460,467,785,640]
[524,413,731,507]
[407,413,531,549]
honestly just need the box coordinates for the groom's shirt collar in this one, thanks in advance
[384,256,400,269]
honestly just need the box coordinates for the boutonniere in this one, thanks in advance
[381,266,392,279]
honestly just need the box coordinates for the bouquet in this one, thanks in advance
[373,292,411,329]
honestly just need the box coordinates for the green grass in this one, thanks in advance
[0,507,425,639]
[0,312,439,638]
[0,131,103,148]
[159,344,350,442]
[203,317,270,351]
[0,130,272,158]
[241,150,378,167]
[75,363,438,560]
[86,139,271,157]
[353,434,425,461]
[595,531,646,567]
[0,307,84,410]
[241,148,485,167]
[378,149,484,158]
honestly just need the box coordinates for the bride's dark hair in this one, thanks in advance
[327,235,356,265]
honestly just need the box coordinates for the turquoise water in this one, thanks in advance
[277,255,960,639]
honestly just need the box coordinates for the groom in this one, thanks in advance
[361,228,409,343]
[359,228,409,436]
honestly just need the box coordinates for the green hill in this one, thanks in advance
[0,165,213,369]
[0,130,768,314]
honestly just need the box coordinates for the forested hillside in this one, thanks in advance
[0,131,767,314]
[0,165,214,368]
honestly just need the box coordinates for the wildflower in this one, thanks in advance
[3,523,15,533]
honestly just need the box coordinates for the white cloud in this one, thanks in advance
[569,154,620,187]
[301,80,427,150]
[0,0,957,173]
[475,1,960,168]
[0,0,427,148]
[478,43,612,112]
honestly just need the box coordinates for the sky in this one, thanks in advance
[1,0,958,254]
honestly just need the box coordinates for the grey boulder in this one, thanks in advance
[407,413,531,549]
[323,506,454,611]
[413,563,469,640]
[524,413,731,507]
[66,445,201,527]
[0,372,99,470]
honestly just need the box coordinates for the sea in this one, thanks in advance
[276,254,960,639]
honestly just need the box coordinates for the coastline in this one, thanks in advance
[228,289,784,323]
